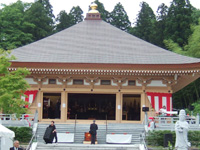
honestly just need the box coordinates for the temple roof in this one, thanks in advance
[11,20,200,65]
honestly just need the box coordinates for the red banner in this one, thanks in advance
[22,90,38,108]
[146,92,172,112]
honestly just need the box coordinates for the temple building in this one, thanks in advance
[10,3,200,123]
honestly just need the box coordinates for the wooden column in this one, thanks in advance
[61,91,67,122]
[66,92,68,120]
[140,91,146,123]
[115,92,121,123]
[38,91,43,121]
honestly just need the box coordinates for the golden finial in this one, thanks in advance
[88,2,99,13]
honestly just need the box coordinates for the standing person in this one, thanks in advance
[90,120,98,144]
[10,140,23,150]
[148,117,156,131]
[49,121,58,143]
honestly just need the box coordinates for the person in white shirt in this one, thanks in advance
[160,106,167,116]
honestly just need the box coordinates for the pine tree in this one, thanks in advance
[164,0,193,47]
[110,2,131,32]
[24,1,54,41]
[69,6,83,25]
[56,10,72,32]
[155,3,169,48]
[131,2,156,44]
[38,0,55,19]
[93,0,110,23]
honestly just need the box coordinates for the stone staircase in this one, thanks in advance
[36,123,144,144]
[36,143,140,150]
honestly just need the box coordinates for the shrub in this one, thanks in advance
[146,130,175,146]
[8,127,32,143]
[146,130,200,147]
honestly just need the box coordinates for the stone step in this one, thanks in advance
[36,143,140,150]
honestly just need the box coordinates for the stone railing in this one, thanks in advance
[153,113,199,129]
[0,113,34,127]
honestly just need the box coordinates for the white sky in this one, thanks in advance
[1,0,200,24]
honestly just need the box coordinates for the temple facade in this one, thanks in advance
[10,4,200,124]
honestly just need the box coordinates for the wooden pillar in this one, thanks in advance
[66,92,68,120]
[61,91,67,122]
[115,92,121,123]
[38,91,43,121]
[140,91,146,123]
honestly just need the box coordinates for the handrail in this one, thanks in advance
[26,110,38,150]
[106,114,107,134]
[26,131,37,150]
[140,131,148,150]
[153,116,198,127]
[74,114,77,134]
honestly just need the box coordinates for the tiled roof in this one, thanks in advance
[11,20,200,64]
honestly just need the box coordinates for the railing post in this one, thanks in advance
[106,114,107,135]
[74,114,77,134]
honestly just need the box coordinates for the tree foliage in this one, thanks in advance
[0,50,30,116]
[94,0,110,23]
[0,1,34,50]
[69,6,83,25]
[24,0,54,41]
[130,2,156,44]
[185,19,200,58]
[38,0,55,19]
[110,2,131,32]
[154,3,168,48]
[56,10,72,32]
[164,0,193,47]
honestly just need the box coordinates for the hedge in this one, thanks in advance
[8,127,32,143]
[146,130,200,147]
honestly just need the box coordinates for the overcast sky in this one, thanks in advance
[1,0,200,23]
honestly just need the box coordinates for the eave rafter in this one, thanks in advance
[8,67,200,77]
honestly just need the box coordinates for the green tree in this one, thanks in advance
[0,1,34,50]
[191,8,200,25]
[131,2,156,44]
[154,3,168,48]
[56,10,72,32]
[185,19,200,58]
[173,79,200,109]
[93,0,110,23]
[164,39,185,55]
[164,0,193,47]
[69,6,83,25]
[38,0,55,19]
[110,2,131,32]
[0,50,30,116]
[24,1,54,41]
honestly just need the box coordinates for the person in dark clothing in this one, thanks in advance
[49,121,57,143]
[90,120,98,144]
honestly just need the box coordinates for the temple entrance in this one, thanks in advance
[68,93,116,120]
[122,94,141,121]
[43,93,61,119]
